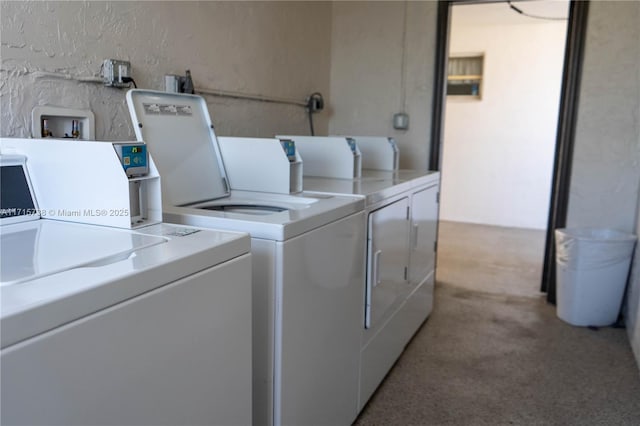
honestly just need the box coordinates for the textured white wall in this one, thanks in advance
[439,13,566,230]
[563,1,640,368]
[567,2,640,233]
[0,1,332,140]
[564,1,640,369]
[328,1,437,171]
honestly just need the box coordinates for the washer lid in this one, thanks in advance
[1,220,166,286]
[126,90,230,206]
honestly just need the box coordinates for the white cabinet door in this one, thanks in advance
[409,184,439,287]
[366,197,411,329]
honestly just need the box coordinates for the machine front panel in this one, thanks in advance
[276,212,365,426]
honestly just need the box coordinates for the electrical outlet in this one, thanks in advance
[102,59,131,88]
[305,92,324,113]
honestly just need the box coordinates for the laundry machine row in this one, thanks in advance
[2,95,437,425]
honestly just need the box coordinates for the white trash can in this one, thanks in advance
[555,228,636,327]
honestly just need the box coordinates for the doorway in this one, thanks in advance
[430,0,590,303]
[437,1,568,297]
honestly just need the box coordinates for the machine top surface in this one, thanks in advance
[1,220,165,286]
[303,170,440,206]
[164,190,364,241]
[0,220,249,349]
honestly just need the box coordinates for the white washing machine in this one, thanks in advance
[126,90,366,426]
[281,134,440,411]
[0,153,253,426]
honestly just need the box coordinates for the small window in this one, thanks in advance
[447,55,484,98]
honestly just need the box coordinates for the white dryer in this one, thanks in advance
[0,154,252,426]
[126,90,366,426]
[303,170,440,410]
[281,134,440,411]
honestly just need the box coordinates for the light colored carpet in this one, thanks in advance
[354,221,640,425]
[436,221,546,298]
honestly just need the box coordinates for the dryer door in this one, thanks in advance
[409,183,439,288]
[365,197,410,329]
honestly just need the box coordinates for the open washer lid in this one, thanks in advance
[126,90,230,206]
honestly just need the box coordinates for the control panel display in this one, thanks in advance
[114,143,149,177]
[346,138,358,154]
[0,165,37,219]
[280,140,297,162]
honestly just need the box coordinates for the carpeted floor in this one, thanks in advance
[353,221,640,425]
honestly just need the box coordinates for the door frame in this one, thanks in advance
[428,0,590,303]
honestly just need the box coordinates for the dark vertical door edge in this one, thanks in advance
[428,1,451,172]
[541,0,590,303]
[428,1,452,285]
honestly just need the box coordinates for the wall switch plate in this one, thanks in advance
[393,112,409,130]
[102,59,131,87]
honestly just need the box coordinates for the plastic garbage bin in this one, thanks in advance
[555,228,636,327]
